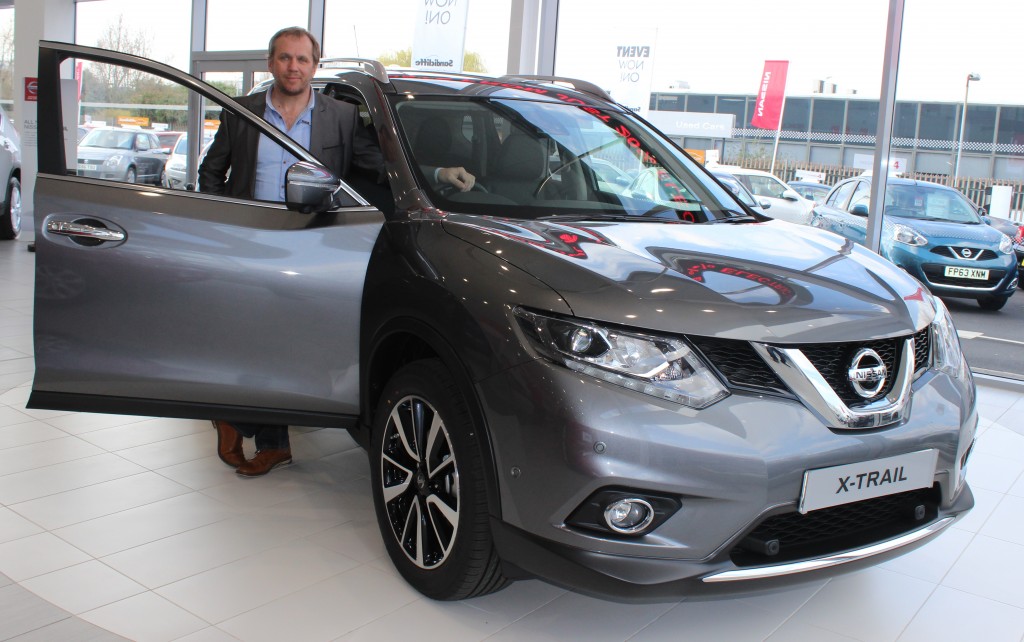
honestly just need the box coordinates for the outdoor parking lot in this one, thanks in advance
[946,290,1024,379]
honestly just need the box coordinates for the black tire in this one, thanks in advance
[159,168,167,187]
[978,296,1009,311]
[0,175,20,240]
[370,358,508,600]
[125,166,137,184]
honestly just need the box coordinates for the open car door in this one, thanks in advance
[29,42,384,428]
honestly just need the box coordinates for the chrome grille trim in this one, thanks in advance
[751,338,915,430]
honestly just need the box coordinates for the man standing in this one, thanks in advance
[200,26,473,477]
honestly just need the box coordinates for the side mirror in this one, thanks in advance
[850,203,870,217]
[781,189,800,201]
[285,161,341,214]
[758,199,772,210]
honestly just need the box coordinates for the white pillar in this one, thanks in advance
[13,0,75,216]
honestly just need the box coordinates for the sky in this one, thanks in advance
[69,0,1024,106]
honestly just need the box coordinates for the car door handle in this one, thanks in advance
[47,220,126,242]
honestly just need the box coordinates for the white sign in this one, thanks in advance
[645,111,734,138]
[412,0,470,73]
[853,153,909,175]
[795,170,826,183]
[609,43,656,118]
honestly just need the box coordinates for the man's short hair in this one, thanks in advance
[268,27,321,65]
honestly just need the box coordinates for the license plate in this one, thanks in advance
[944,266,989,280]
[798,449,938,514]
[77,163,96,171]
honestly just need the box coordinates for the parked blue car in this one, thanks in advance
[811,177,1018,310]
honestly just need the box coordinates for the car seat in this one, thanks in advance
[489,133,549,203]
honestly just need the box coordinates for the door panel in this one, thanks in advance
[31,41,382,425]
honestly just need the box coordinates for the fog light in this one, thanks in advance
[603,498,654,534]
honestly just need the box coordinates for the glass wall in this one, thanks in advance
[0,8,12,114]
[323,0,511,74]
[811,100,844,135]
[781,98,810,133]
[76,0,191,71]
[206,0,308,52]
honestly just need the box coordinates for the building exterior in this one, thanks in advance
[651,92,1024,181]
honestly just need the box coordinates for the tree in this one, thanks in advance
[0,19,14,104]
[92,14,153,100]
[377,48,487,73]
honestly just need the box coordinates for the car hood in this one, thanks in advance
[891,216,1007,246]
[77,148,124,161]
[442,215,935,343]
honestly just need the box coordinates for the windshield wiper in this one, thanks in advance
[536,213,692,223]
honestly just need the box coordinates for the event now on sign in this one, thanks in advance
[798,449,938,513]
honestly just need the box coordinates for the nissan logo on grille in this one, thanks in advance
[960,248,973,259]
[848,348,887,399]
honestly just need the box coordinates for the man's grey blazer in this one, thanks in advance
[197,90,381,199]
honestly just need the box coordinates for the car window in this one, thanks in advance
[714,174,757,207]
[883,184,982,223]
[827,181,856,209]
[849,181,871,211]
[745,174,788,199]
[391,95,741,222]
[70,58,357,203]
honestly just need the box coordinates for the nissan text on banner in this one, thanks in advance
[412,0,470,73]
[610,42,656,118]
[751,60,789,129]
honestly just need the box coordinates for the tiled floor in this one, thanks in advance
[3,224,1024,642]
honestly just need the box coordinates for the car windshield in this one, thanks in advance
[80,129,135,149]
[390,95,745,222]
[713,174,757,207]
[883,184,982,224]
[173,136,188,155]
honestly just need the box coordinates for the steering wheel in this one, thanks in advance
[437,181,489,196]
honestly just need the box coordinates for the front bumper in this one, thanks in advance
[478,358,977,599]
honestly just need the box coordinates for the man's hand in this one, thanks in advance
[437,166,476,192]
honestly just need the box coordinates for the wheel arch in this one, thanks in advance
[362,315,503,520]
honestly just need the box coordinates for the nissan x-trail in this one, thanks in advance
[30,42,976,601]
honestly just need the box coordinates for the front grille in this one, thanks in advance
[688,336,788,395]
[913,327,930,373]
[922,264,1006,288]
[930,246,998,261]
[797,338,902,406]
[730,485,940,567]
[691,330,930,401]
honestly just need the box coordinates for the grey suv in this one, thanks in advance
[30,42,976,601]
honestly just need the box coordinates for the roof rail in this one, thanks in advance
[318,57,389,84]
[499,75,612,102]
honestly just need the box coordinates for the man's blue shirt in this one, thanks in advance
[254,88,315,202]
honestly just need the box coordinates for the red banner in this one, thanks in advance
[750,60,789,129]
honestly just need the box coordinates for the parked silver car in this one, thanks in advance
[0,109,21,240]
[31,42,976,602]
[76,127,166,184]
[711,164,816,225]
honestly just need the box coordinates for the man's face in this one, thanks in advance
[268,34,316,97]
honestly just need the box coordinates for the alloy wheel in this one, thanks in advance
[379,394,460,569]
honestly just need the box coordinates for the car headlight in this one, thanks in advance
[892,223,927,247]
[931,297,966,377]
[997,233,1013,255]
[104,155,124,167]
[514,308,729,408]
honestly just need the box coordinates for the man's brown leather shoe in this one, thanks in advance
[236,448,293,477]
[213,420,245,468]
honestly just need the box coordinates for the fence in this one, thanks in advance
[733,158,1024,222]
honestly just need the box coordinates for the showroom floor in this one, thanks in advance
[2,222,1024,642]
